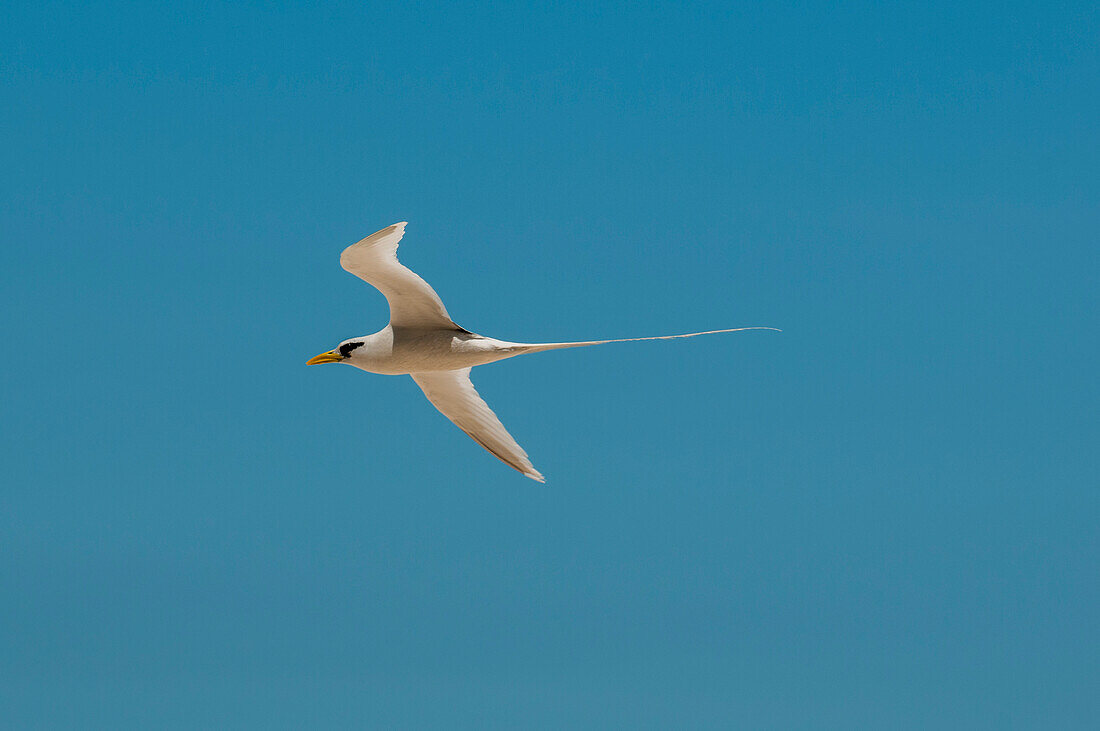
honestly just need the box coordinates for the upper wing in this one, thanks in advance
[340,222,458,328]
[411,369,545,482]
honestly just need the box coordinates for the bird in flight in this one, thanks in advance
[308,222,778,482]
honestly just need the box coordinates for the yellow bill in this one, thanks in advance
[306,350,343,365]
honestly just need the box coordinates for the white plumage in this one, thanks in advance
[308,222,777,481]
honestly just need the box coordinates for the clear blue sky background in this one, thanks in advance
[2,1,1097,728]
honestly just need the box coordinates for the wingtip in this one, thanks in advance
[525,470,546,484]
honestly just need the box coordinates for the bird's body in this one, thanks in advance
[309,222,777,482]
[336,326,527,375]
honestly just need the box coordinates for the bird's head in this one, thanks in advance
[306,339,365,365]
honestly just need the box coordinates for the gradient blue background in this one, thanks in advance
[2,1,1097,728]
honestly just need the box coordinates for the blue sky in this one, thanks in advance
[2,1,1097,727]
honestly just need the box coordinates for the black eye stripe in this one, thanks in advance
[339,341,364,358]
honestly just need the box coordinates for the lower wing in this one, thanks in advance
[410,368,545,483]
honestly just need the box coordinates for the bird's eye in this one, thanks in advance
[339,341,364,358]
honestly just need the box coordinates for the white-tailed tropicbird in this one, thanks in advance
[308,222,778,482]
